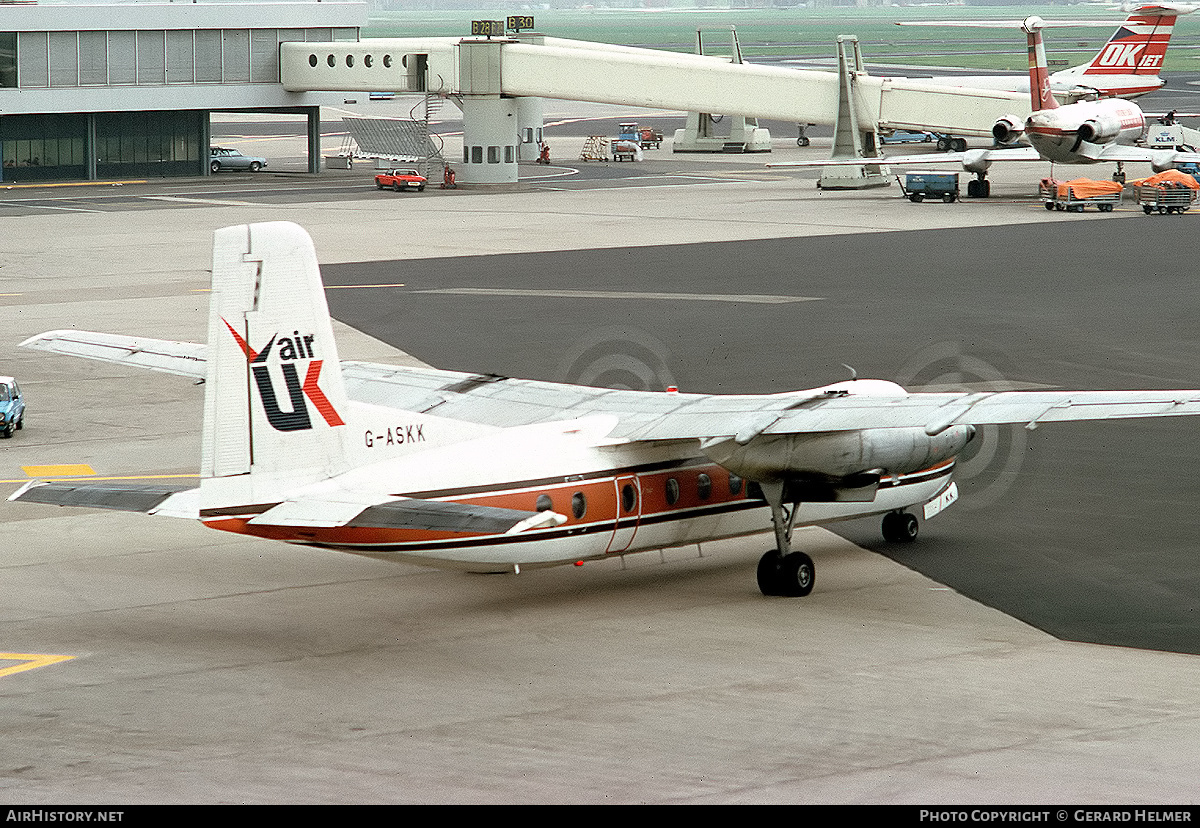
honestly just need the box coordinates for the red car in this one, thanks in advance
[375,168,427,192]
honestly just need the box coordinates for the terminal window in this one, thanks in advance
[0,33,15,87]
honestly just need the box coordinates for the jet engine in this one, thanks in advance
[702,425,975,502]
[991,115,1025,146]
[1074,115,1123,146]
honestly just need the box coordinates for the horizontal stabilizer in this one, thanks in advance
[9,480,199,517]
[20,330,207,380]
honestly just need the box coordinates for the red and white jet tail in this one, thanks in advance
[1025,17,1060,111]
[1058,4,1186,97]
[201,222,354,503]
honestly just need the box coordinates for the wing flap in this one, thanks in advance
[347,499,567,534]
[249,494,568,535]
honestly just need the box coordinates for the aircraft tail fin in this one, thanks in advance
[201,222,353,498]
[1025,17,1059,111]
[1074,5,1179,80]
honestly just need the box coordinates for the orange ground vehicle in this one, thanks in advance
[374,168,427,192]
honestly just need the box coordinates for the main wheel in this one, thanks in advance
[210,161,221,173]
[392,182,401,192]
[882,511,919,543]
[249,162,261,172]
[1144,205,1153,215]
[757,549,816,597]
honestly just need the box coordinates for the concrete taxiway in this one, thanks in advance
[2,144,1199,804]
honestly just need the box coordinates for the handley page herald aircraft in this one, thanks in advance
[11,222,1200,597]
[774,14,1200,198]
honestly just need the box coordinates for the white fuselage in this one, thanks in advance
[200,418,956,573]
[1025,98,1146,163]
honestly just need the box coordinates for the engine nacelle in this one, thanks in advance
[702,425,975,498]
[991,115,1025,146]
[1074,115,1122,146]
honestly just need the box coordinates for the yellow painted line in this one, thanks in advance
[0,653,75,679]
[21,464,95,477]
[3,473,199,484]
[326,283,406,289]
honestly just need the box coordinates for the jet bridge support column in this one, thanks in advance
[672,27,771,154]
[513,33,546,162]
[819,36,889,190]
[458,38,519,184]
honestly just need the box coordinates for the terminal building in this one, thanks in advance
[0,0,366,182]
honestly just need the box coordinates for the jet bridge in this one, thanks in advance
[281,35,1031,184]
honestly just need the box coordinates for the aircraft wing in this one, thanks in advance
[17,332,1200,443]
[767,146,1041,169]
[1077,144,1200,166]
[20,330,207,380]
[337,363,1200,440]
[615,389,1200,442]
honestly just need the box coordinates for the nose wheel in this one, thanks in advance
[882,510,919,543]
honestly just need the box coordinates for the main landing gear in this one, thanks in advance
[966,173,991,198]
[756,481,814,597]
[754,480,920,597]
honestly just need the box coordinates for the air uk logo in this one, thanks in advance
[224,319,345,432]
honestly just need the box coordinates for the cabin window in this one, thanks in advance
[535,494,552,512]
[729,474,743,495]
[665,478,680,506]
[697,473,712,500]
[571,492,587,519]
[621,484,637,513]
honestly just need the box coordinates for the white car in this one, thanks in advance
[210,147,267,173]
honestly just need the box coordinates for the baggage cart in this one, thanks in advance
[1039,177,1122,212]
[1133,183,1198,214]
[897,171,959,203]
